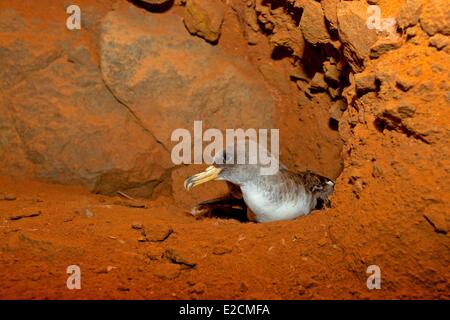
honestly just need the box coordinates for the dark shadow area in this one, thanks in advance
[286,2,303,25]
[325,20,340,41]
[302,42,341,78]
[328,118,339,131]
[315,197,331,210]
[129,0,175,13]
[262,0,286,10]
[271,45,294,60]
[190,197,250,223]
[374,112,429,144]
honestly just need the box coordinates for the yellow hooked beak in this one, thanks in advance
[184,166,223,191]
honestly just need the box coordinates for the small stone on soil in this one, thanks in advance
[142,225,174,242]
[309,73,328,92]
[164,248,197,268]
[212,246,233,255]
[8,211,41,221]
[396,78,415,92]
[117,286,130,292]
[84,209,95,218]
[131,222,144,230]
[2,194,17,201]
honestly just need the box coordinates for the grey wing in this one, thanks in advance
[227,181,243,200]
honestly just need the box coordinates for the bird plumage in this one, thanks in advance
[184,141,335,222]
[237,169,333,222]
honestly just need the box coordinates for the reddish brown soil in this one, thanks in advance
[0,166,447,300]
[0,176,403,299]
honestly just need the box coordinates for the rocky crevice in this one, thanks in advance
[102,78,171,153]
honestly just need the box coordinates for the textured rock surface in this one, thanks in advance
[183,0,226,43]
[269,29,305,58]
[0,3,276,196]
[323,61,341,86]
[397,0,423,29]
[321,0,339,31]
[100,8,275,149]
[337,1,378,72]
[354,73,377,94]
[370,37,404,59]
[254,0,306,59]
[0,37,171,196]
[420,0,450,35]
[300,0,330,45]
[429,34,450,50]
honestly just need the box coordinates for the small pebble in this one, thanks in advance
[240,282,249,292]
[138,236,148,242]
[2,194,16,201]
[131,223,144,230]
[212,246,233,255]
[106,266,117,272]
[84,209,95,218]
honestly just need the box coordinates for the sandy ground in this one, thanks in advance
[0,175,351,299]
[0,174,447,299]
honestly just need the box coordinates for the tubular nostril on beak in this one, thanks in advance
[184,166,223,192]
[184,177,194,190]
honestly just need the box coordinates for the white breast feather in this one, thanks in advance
[241,184,314,222]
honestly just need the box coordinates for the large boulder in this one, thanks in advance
[0,5,276,197]
[0,38,171,196]
[99,8,275,149]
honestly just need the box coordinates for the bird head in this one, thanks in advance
[184,139,278,190]
[184,149,259,190]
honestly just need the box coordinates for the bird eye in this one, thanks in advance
[214,151,233,164]
[223,152,233,163]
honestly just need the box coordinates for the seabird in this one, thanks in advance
[184,141,335,223]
